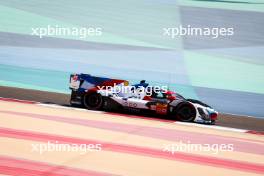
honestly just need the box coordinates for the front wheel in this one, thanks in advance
[83,93,103,110]
[174,103,196,122]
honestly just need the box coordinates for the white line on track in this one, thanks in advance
[174,121,248,133]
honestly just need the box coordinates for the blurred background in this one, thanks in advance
[0,0,264,117]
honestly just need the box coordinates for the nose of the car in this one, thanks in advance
[210,113,218,120]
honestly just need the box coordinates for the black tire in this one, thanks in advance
[83,93,103,110]
[175,103,196,122]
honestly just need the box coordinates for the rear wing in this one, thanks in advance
[69,73,129,91]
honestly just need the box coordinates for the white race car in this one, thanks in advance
[69,74,218,124]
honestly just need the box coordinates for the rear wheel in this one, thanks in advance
[83,93,103,110]
[175,103,196,122]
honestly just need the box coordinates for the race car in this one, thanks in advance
[69,73,218,124]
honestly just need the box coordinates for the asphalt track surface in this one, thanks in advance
[1,86,263,132]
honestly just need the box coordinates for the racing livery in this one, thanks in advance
[69,74,218,124]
